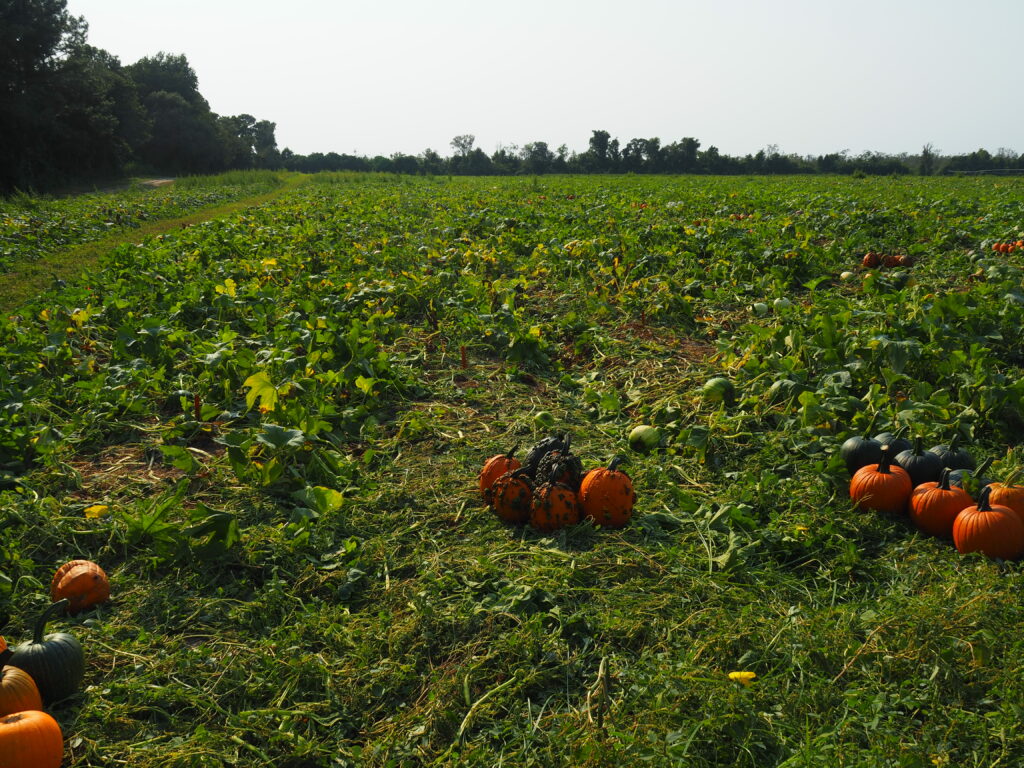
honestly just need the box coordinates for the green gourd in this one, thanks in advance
[7,599,85,705]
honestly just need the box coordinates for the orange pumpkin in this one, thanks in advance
[850,445,912,514]
[0,667,43,717]
[50,560,110,615]
[909,468,972,538]
[478,446,521,505]
[579,457,637,528]
[490,469,533,524]
[882,253,901,268]
[862,252,880,268]
[953,487,1024,560]
[0,710,63,768]
[530,463,581,532]
[988,468,1024,522]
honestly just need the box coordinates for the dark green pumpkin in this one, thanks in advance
[949,457,994,497]
[523,434,567,479]
[7,599,84,705]
[895,436,943,487]
[840,433,883,476]
[872,426,911,457]
[928,434,975,471]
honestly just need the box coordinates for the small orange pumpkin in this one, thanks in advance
[987,467,1024,523]
[478,445,521,505]
[530,463,581,532]
[0,666,43,717]
[882,253,901,268]
[862,252,880,268]
[0,710,63,768]
[579,457,637,528]
[490,469,533,524]
[909,468,972,538]
[50,560,110,615]
[953,486,1024,560]
[850,445,912,514]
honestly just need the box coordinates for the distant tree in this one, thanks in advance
[140,90,224,173]
[419,148,444,175]
[128,52,206,107]
[520,141,554,174]
[919,143,937,176]
[450,134,475,157]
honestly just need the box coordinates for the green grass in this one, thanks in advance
[2,174,1024,767]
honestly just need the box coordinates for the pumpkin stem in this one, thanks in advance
[937,467,953,491]
[506,444,520,459]
[607,456,628,473]
[877,445,893,474]
[977,485,993,512]
[947,432,960,452]
[974,456,994,479]
[33,599,70,644]
[911,436,925,456]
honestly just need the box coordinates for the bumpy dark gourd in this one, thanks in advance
[894,436,943,488]
[523,434,568,479]
[7,599,85,705]
[536,434,583,491]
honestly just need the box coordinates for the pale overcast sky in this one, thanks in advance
[66,0,1023,159]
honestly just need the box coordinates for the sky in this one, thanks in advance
[66,0,1024,160]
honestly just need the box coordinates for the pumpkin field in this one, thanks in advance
[4,171,1024,767]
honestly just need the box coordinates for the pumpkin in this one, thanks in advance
[952,486,1024,560]
[949,457,993,495]
[529,463,581,532]
[872,427,911,456]
[6,599,85,705]
[839,417,883,475]
[850,445,913,514]
[478,445,521,504]
[0,710,63,768]
[928,434,974,471]
[987,467,1024,522]
[0,637,8,666]
[894,436,943,487]
[897,254,915,267]
[579,456,637,529]
[882,253,901,268]
[490,469,534,524]
[0,666,43,717]
[50,560,110,615]
[909,468,973,538]
[535,433,583,490]
[862,252,880,268]
[522,434,567,479]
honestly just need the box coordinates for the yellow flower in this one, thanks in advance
[84,504,109,519]
[728,671,756,686]
[794,525,809,533]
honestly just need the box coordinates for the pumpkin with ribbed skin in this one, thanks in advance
[579,457,637,529]
[872,427,911,456]
[850,446,912,514]
[490,469,533,524]
[909,468,973,538]
[530,464,581,532]
[894,436,943,487]
[988,479,1024,522]
[0,710,63,768]
[478,446,521,504]
[0,666,43,717]
[0,637,7,666]
[6,599,84,705]
[839,430,882,476]
[928,434,975,471]
[953,486,1024,560]
[50,560,110,615]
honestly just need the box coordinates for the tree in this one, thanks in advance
[450,134,475,157]
[919,143,937,176]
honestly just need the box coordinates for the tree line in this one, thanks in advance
[1,0,281,193]
[282,134,1024,178]
[3,2,1022,194]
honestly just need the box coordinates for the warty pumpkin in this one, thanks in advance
[952,486,1024,560]
[530,462,581,532]
[478,445,521,505]
[909,468,973,538]
[579,457,637,529]
[490,469,534,524]
[50,559,110,615]
[0,710,63,768]
[850,445,912,514]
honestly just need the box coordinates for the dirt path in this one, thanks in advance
[0,174,307,313]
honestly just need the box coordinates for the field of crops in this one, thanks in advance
[0,171,284,275]
[3,172,1024,767]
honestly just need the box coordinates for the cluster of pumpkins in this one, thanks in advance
[861,251,914,269]
[842,428,1024,559]
[991,240,1023,254]
[478,435,637,531]
[1,560,110,768]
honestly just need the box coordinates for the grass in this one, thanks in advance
[2,174,1024,767]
